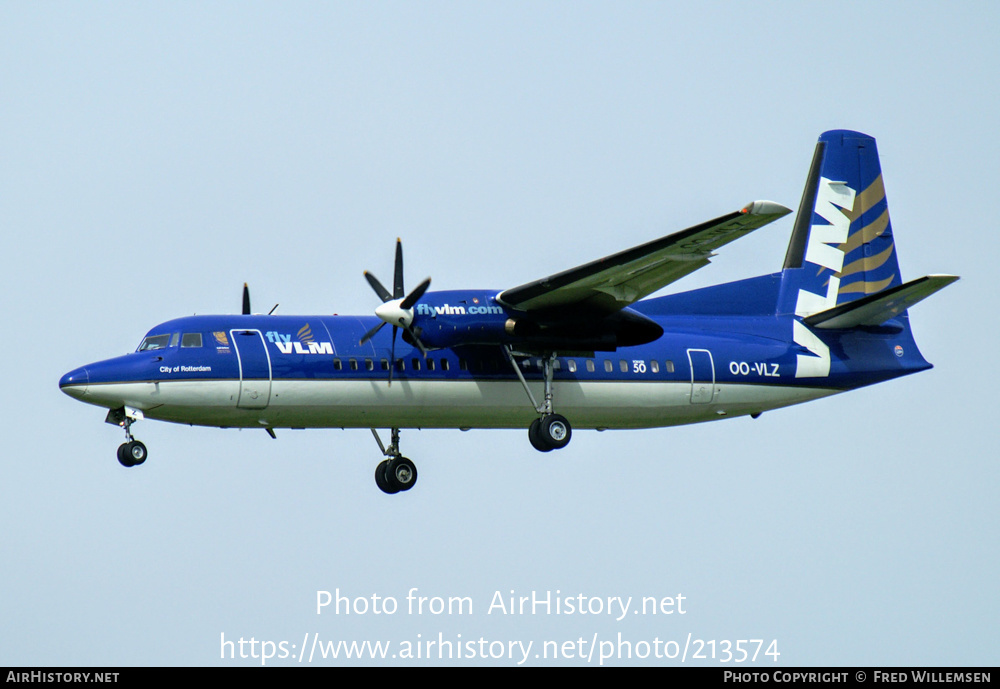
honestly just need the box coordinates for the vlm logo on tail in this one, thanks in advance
[793,176,856,377]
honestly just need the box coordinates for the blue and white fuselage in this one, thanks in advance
[58,281,929,431]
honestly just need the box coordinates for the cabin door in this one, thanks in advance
[687,348,716,404]
[231,329,272,409]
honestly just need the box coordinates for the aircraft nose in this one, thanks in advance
[59,366,89,398]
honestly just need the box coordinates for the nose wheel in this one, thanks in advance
[371,428,418,494]
[117,440,148,467]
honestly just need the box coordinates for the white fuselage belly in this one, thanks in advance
[74,379,837,430]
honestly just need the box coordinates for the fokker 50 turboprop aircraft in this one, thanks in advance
[60,130,957,494]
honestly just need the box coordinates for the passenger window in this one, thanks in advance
[665,360,675,373]
[567,360,577,372]
[619,360,628,372]
[366,359,374,371]
[181,333,203,348]
[586,360,595,373]
[427,359,436,371]
[604,360,613,373]
[334,359,342,371]
[650,360,659,373]
[460,359,468,371]
[412,358,421,371]
[138,334,170,351]
[441,359,449,371]
[396,359,405,371]
[380,359,389,371]
[349,359,358,371]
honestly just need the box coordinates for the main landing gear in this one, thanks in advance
[504,347,573,453]
[371,428,418,494]
[107,408,148,468]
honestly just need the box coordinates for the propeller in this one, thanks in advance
[241,283,278,315]
[360,238,431,384]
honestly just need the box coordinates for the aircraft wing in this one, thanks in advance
[497,200,791,315]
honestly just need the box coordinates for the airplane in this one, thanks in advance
[59,130,958,494]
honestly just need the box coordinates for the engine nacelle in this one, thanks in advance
[410,290,663,351]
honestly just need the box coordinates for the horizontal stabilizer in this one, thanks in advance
[803,274,959,329]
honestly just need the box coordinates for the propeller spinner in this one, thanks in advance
[360,239,431,384]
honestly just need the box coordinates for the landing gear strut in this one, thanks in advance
[504,347,574,452]
[371,428,418,494]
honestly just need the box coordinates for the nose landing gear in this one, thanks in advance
[107,407,148,468]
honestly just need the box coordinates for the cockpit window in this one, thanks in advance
[138,334,170,351]
[181,333,203,348]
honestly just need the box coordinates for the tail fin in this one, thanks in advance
[780,129,907,316]
[779,130,957,322]
[778,130,958,379]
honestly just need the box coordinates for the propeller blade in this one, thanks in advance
[399,277,432,310]
[388,326,398,387]
[393,238,404,299]
[364,271,392,303]
[242,283,251,315]
[359,320,386,346]
[403,324,428,357]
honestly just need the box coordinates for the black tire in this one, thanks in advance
[539,414,571,450]
[387,456,418,491]
[117,443,134,468]
[529,418,553,452]
[375,460,399,494]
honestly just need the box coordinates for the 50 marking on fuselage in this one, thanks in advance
[729,361,780,378]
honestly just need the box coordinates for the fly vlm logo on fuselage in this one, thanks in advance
[265,323,335,355]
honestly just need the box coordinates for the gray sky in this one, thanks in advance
[2,2,996,666]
